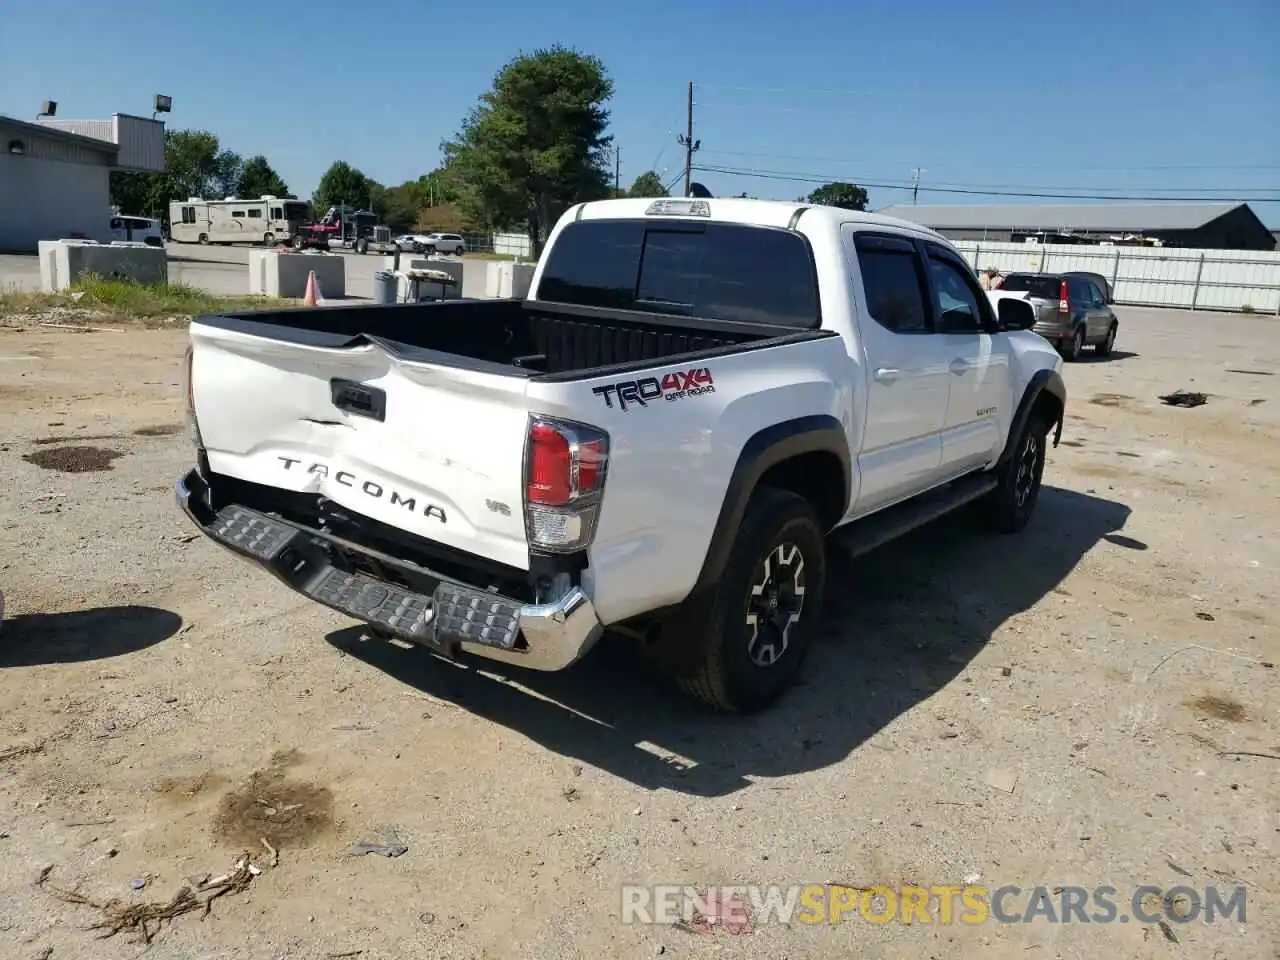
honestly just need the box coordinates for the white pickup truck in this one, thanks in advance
[176,197,1066,712]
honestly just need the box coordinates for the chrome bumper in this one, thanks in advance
[175,470,603,672]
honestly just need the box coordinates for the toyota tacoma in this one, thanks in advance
[175,197,1066,712]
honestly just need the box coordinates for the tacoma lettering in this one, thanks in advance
[277,457,446,523]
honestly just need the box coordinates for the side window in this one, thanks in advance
[182,206,196,224]
[109,217,121,230]
[1086,281,1105,304]
[270,206,283,219]
[247,208,262,219]
[1066,278,1086,302]
[927,254,987,333]
[852,235,930,333]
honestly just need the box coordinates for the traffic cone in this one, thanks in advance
[303,270,318,306]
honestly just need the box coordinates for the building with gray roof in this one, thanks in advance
[876,202,1274,251]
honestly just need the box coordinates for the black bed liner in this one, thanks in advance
[194,298,835,381]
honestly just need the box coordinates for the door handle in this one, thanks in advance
[874,367,901,383]
[949,358,970,375]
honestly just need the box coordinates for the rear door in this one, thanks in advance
[843,229,949,513]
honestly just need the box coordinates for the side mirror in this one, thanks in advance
[997,298,1037,331]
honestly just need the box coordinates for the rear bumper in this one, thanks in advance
[1032,320,1073,340]
[175,469,602,671]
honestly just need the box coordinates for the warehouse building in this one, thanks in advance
[877,202,1275,252]
[0,112,165,252]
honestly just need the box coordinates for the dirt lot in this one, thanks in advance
[0,308,1276,959]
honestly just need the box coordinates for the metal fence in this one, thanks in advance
[956,241,1280,314]
[461,231,533,258]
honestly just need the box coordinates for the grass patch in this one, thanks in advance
[0,274,300,327]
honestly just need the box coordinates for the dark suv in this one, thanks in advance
[998,272,1119,361]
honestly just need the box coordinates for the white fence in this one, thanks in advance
[955,241,1280,315]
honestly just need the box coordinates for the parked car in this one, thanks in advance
[997,272,1119,361]
[175,197,1066,713]
[423,233,466,255]
[108,215,164,247]
[395,233,433,252]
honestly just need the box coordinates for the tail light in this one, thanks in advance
[1058,280,1070,315]
[182,344,203,450]
[523,416,609,553]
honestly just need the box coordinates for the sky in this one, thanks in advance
[3,0,1277,224]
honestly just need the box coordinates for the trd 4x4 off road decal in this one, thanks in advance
[592,367,716,412]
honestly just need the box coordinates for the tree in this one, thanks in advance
[109,129,243,219]
[442,46,614,256]
[236,155,291,199]
[314,161,378,213]
[628,171,668,198]
[800,181,868,211]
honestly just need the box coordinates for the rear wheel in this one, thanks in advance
[676,487,826,713]
[263,232,275,246]
[1061,325,1086,362]
[1095,323,1117,357]
[355,238,369,255]
[453,245,464,256]
[198,233,209,245]
[292,235,305,250]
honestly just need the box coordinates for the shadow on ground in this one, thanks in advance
[327,486,1131,797]
[0,605,182,667]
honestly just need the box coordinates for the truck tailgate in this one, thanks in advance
[188,321,533,570]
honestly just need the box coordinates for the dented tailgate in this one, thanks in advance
[188,321,534,571]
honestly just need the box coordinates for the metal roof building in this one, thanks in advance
[877,202,1275,252]
[0,112,165,252]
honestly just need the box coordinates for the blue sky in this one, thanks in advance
[3,0,1277,224]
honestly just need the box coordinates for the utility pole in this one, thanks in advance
[678,82,700,197]
[614,145,621,197]
[911,167,925,205]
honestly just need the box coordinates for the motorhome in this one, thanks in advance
[169,196,311,246]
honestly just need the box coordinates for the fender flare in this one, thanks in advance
[1000,369,1067,465]
[690,414,851,595]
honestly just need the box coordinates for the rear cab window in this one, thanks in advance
[536,219,820,328]
[1000,274,1062,299]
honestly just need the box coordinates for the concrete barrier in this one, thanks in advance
[249,250,346,299]
[486,261,535,299]
[38,239,167,293]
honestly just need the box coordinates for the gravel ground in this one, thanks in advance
[0,307,1276,960]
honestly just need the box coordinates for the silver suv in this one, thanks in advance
[999,272,1119,361]
[424,233,466,255]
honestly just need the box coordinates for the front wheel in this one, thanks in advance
[454,246,464,256]
[263,232,275,247]
[677,487,827,713]
[981,415,1049,533]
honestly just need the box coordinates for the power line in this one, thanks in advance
[692,163,1280,203]
[695,147,1280,173]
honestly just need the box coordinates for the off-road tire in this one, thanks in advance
[1095,323,1116,357]
[981,414,1050,533]
[677,487,826,713]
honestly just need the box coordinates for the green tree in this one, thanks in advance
[442,46,613,255]
[236,155,291,199]
[800,181,868,211]
[109,129,243,219]
[628,171,668,198]
[314,161,378,213]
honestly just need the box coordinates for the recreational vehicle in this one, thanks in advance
[169,196,311,246]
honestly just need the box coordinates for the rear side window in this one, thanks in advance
[1000,274,1061,299]
[537,219,820,328]
[853,236,929,333]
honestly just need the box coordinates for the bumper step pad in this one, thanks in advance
[207,503,519,652]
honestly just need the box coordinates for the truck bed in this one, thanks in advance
[195,298,822,381]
